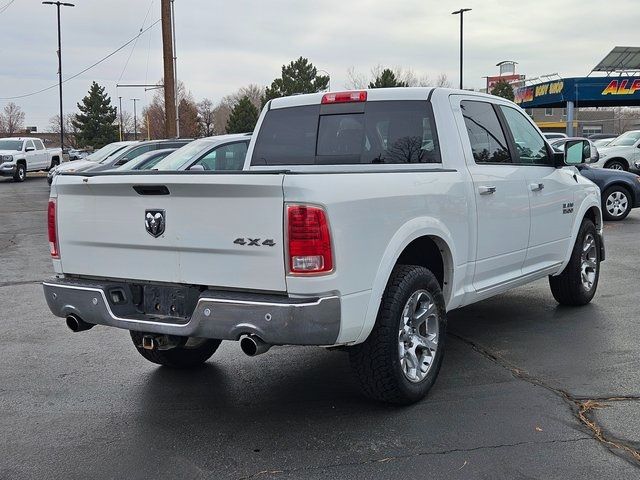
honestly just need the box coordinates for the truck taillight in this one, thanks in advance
[287,205,333,274]
[48,199,59,259]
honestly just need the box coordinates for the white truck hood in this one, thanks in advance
[0,149,20,156]
[598,145,633,158]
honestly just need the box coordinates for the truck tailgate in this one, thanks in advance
[54,173,287,292]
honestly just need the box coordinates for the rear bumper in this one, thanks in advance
[43,277,341,345]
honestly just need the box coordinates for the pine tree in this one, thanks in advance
[491,80,515,101]
[226,96,259,134]
[72,82,118,148]
[368,69,408,89]
[262,57,329,105]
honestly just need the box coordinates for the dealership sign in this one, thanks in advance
[514,76,640,108]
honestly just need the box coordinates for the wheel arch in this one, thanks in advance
[354,219,457,344]
[604,157,629,170]
[556,196,602,275]
[602,182,635,205]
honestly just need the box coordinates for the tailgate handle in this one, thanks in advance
[133,185,170,196]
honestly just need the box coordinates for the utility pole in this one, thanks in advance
[171,0,179,137]
[118,96,123,141]
[161,0,177,138]
[452,8,471,90]
[43,1,75,150]
[131,98,140,140]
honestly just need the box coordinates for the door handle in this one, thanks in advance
[478,185,497,195]
[529,182,544,192]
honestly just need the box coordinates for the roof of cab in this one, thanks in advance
[268,87,514,110]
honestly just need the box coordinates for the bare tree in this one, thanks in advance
[49,113,79,148]
[142,80,199,139]
[344,66,451,89]
[345,66,367,89]
[197,99,215,136]
[0,103,26,135]
[209,84,266,135]
[435,73,452,88]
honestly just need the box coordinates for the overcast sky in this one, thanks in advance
[0,0,638,130]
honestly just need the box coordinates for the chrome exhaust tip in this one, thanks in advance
[240,335,272,357]
[65,314,94,333]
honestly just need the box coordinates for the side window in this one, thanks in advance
[194,141,248,170]
[499,106,551,165]
[34,139,45,150]
[460,101,511,164]
[25,140,35,151]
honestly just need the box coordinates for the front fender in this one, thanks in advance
[353,216,458,344]
[555,185,602,274]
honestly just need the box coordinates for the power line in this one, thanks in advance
[0,19,160,100]
[117,0,155,84]
[0,0,16,15]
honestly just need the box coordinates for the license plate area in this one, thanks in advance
[142,285,201,319]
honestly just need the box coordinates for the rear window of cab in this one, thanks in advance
[251,101,441,166]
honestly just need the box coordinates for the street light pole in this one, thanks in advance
[131,98,140,141]
[43,1,75,151]
[118,96,123,141]
[452,8,471,90]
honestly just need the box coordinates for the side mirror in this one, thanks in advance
[25,146,35,152]
[189,164,205,171]
[115,159,128,166]
[555,139,590,167]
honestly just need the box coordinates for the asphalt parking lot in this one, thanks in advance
[1,176,639,479]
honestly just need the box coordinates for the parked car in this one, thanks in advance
[543,132,568,141]
[596,130,640,171]
[152,134,251,171]
[593,138,615,149]
[48,141,137,185]
[115,148,177,171]
[87,139,193,172]
[588,133,617,140]
[550,138,640,220]
[579,166,640,221]
[0,137,62,182]
[67,148,90,161]
[44,88,604,405]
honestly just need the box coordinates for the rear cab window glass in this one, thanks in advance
[460,100,511,164]
[251,101,440,166]
[34,140,45,150]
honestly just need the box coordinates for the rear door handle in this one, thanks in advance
[529,182,544,192]
[478,185,497,195]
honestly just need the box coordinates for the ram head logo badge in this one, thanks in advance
[145,210,165,238]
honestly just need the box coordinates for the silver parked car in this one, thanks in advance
[152,134,251,171]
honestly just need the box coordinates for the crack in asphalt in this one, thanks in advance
[449,332,640,467]
[236,437,592,479]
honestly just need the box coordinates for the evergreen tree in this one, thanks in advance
[226,96,259,134]
[491,80,515,101]
[262,57,329,105]
[368,69,408,88]
[72,82,118,148]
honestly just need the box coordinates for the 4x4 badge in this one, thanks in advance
[145,210,165,237]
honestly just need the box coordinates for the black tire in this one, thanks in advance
[549,219,600,306]
[602,185,632,221]
[349,265,446,405]
[13,163,26,182]
[604,159,627,171]
[49,157,60,171]
[130,331,221,368]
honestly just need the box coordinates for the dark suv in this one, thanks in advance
[87,139,193,171]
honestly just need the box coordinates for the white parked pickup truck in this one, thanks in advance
[43,88,605,404]
[0,137,62,182]
[594,130,640,171]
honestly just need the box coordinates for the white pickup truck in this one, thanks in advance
[595,130,640,171]
[43,88,604,404]
[0,137,62,182]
